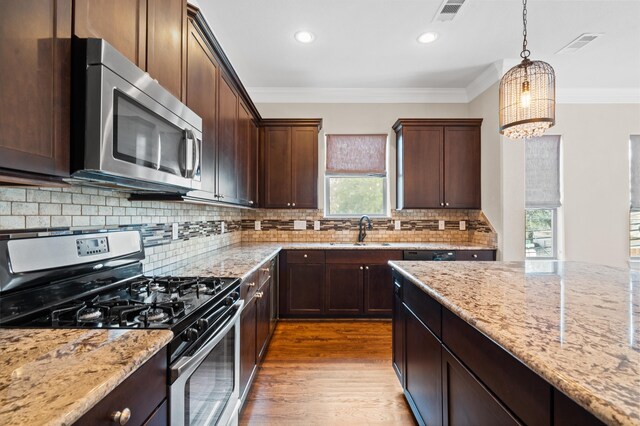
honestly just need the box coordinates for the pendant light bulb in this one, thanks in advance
[520,80,531,109]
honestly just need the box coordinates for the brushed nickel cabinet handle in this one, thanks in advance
[247,282,256,287]
[110,408,131,425]
[303,254,308,258]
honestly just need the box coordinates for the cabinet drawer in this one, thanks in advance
[456,250,496,261]
[442,309,551,426]
[403,280,441,339]
[286,250,325,264]
[258,257,276,286]
[325,250,402,264]
[75,347,167,426]
[241,270,259,300]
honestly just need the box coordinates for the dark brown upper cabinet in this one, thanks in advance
[217,72,239,203]
[261,119,322,209]
[236,101,258,206]
[394,119,482,210]
[75,0,185,100]
[0,0,72,182]
[185,19,218,194]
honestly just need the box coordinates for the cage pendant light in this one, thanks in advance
[499,0,556,139]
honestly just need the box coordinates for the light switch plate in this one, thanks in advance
[172,223,179,240]
[221,221,226,234]
[459,220,466,231]
[438,220,445,230]
[294,220,307,230]
[394,220,401,230]
[314,220,320,231]
[254,220,261,231]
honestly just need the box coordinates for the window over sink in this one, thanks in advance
[324,134,389,217]
[630,136,640,259]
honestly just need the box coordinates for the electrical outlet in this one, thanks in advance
[394,220,401,230]
[254,220,261,231]
[221,221,226,234]
[459,220,466,231]
[293,220,307,230]
[314,220,320,231]
[172,223,179,240]
[438,220,445,230]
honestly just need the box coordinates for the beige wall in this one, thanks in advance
[256,103,470,211]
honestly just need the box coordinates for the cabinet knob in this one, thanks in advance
[360,266,364,270]
[260,268,269,272]
[472,254,478,258]
[445,202,449,206]
[110,408,131,425]
[247,282,256,287]
[292,203,296,207]
[256,291,264,298]
[304,254,308,258]
[440,202,444,206]
[287,203,291,206]
[365,266,369,270]
[249,200,254,205]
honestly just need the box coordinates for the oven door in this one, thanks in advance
[82,64,202,191]
[170,300,244,426]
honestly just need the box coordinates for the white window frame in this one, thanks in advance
[525,207,558,260]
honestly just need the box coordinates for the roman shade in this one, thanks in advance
[631,136,640,209]
[326,134,387,174]
[525,135,561,208]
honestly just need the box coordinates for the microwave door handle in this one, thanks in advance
[191,136,200,179]
[170,299,244,381]
[179,129,191,178]
[156,133,162,170]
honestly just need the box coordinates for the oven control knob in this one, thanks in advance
[182,327,199,342]
[225,293,239,306]
[196,318,209,331]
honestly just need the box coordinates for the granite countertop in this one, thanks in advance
[152,241,495,279]
[0,328,173,426]
[388,260,640,426]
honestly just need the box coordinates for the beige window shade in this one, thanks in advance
[326,134,387,174]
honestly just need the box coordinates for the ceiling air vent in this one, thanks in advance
[556,33,603,54]
[433,0,467,22]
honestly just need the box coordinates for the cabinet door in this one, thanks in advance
[236,101,252,204]
[392,285,405,384]
[405,307,442,426]
[291,127,318,208]
[444,126,481,209]
[217,73,238,202]
[146,0,186,99]
[286,263,324,315]
[74,0,146,67]
[442,348,519,426]
[249,122,259,206]
[364,263,394,316]
[0,0,71,178]
[399,127,443,209]
[240,298,257,398]
[256,279,271,360]
[185,20,217,194]
[325,264,363,315]
[263,127,292,208]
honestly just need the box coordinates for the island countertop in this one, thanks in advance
[388,260,640,425]
[0,328,173,426]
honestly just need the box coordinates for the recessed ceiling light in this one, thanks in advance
[417,32,439,44]
[294,31,315,44]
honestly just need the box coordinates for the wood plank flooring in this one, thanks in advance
[239,320,415,425]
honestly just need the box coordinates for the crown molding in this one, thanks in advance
[247,87,468,104]
[556,88,640,104]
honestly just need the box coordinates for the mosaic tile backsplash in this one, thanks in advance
[0,186,497,271]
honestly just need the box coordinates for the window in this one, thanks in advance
[630,136,640,258]
[525,135,561,259]
[325,134,388,217]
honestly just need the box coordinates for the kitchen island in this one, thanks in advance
[389,260,639,426]
[0,328,172,425]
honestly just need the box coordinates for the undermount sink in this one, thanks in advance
[328,242,392,246]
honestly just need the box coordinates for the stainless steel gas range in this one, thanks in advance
[0,230,242,426]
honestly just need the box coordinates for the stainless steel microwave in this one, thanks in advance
[71,38,203,193]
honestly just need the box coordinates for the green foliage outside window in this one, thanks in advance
[525,209,554,258]
[327,176,385,216]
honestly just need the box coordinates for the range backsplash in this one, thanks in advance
[0,187,497,272]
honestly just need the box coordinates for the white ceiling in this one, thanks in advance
[196,0,640,102]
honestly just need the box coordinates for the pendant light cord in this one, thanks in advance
[521,0,530,60]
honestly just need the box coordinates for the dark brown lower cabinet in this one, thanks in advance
[442,348,519,426]
[284,263,325,315]
[394,275,606,426]
[405,307,443,426]
[256,278,271,360]
[325,264,363,315]
[239,297,257,399]
[364,264,394,315]
[75,347,167,425]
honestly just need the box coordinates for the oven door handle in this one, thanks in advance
[170,299,244,381]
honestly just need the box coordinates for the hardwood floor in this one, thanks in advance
[240,320,415,425]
